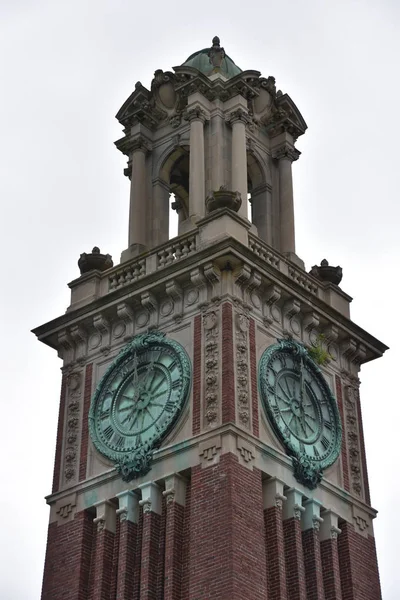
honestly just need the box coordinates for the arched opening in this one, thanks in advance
[247,151,271,244]
[158,146,190,242]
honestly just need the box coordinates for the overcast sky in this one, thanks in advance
[1,1,399,598]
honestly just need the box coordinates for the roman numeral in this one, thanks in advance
[168,359,177,371]
[299,442,305,454]
[165,400,176,413]
[321,435,330,450]
[114,435,125,448]
[313,446,320,458]
[324,420,332,430]
[171,380,181,390]
[273,405,280,419]
[103,425,113,440]
[100,408,110,420]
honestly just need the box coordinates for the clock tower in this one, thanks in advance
[34,37,387,600]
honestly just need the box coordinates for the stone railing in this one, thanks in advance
[248,233,321,298]
[157,233,197,268]
[109,258,146,290]
[108,232,198,291]
[248,235,281,268]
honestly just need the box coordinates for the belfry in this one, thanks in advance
[34,37,386,600]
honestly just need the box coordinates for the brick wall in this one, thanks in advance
[41,511,93,600]
[264,505,287,599]
[283,517,307,600]
[338,522,382,600]
[188,454,267,599]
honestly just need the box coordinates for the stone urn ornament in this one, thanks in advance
[78,247,113,275]
[309,259,343,286]
[205,186,242,214]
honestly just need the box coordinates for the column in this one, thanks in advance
[151,178,170,246]
[92,500,116,600]
[115,491,140,600]
[302,498,325,600]
[138,482,163,600]
[229,108,250,220]
[251,182,273,244]
[263,478,288,600]
[319,511,342,600]
[128,137,150,252]
[162,474,187,600]
[272,143,300,255]
[283,488,307,600]
[186,107,207,222]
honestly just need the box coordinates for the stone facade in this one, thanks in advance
[35,37,387,600]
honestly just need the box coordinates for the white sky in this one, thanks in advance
[1,1,399,598]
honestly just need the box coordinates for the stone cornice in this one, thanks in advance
[46,422,379,529]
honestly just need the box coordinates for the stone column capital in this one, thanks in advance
[93,499,116,533]
[138,481,162,515]
[320,509,342,540]
[272,143,300,162]
[184,106,208,124]
[302,497,324,532]
[226,107,251,126]
[129,135,152,155]
[163,473,187,507]
[116,490,140,523]
[283,487,305,521]
[262,478,287,510]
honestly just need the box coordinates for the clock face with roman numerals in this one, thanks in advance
[89,332,191,473]
[258,339,341,473]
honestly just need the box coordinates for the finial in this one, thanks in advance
[212,36,220,47]
[309,259,343,286]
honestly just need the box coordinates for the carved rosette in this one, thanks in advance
[63,371,82,485]
[235,312,251,428]
[203,309,220,428]
[344,384,363,497]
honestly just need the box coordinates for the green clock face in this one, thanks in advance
[258,339,341,488]
[89,332,191,481]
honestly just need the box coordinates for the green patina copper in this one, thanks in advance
[182,37,242,80]
[258,338,342,489]
[89,331,191,482]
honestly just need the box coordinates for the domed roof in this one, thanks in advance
[182,36,242,79]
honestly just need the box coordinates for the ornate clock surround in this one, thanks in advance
[89,331,192,482]
[258,338,342,489]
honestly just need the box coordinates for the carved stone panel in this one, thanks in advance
[203,308,220,428]
[344,384,364,499]
[62,371,83,486]
[235,312,251,429]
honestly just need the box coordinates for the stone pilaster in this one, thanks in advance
[228,107,250,220]
[122,136,151,261]
[151,178,170,247]
[185,107,207,222]
[251,182,273,244]
[263,478,288,600]
[283,488,307,600]
[163,474,187,600]
[320,511,342,600]
[138,482,163,600]
[115,491,139,599]
[302,499,325,600]
[272,142,300,258]
[92,500,116,600]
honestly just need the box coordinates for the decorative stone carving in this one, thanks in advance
[55,494,77,521]
[263,284,281,325]
[344,384,363,497]
[203,309,220,427]
[199,435,222,466]
[237,438,255,466]
[63,371,82,484]
[184,107,207,124]
[226,107,251,126]
[235,312,250,429]
[272,143,300,162]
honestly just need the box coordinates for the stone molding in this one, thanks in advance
[62,371,83,486]
[203,306,220,428]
